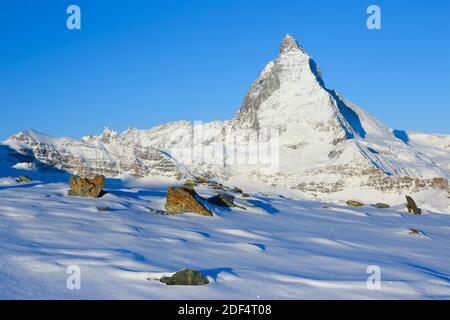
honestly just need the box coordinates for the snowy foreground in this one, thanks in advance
[0,175,449,300]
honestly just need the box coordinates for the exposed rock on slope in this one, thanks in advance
[159,269,209,286]
[208,193,237,208]
[406,195,422,215]
[68,175,105,198]
[165,187,213,216]
[346,200,365,207]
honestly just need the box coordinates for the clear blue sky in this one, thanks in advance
[0,0,449,140]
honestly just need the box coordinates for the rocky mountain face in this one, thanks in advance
[2,34,449,198]
[3,129,180,179]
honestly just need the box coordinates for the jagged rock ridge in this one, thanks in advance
[2,34,449,198]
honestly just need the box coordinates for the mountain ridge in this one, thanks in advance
[1,34,449,203]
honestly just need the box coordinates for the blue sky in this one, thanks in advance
[0,0,449,140]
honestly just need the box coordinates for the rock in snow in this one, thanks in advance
[17,175,33,183]
[346,200,365,207]
[164,187,213,216]
[406,195,422,215]
[68,175,105,198]
[373,203,390,209]
[159,269,209,286]
[208,192,237,208]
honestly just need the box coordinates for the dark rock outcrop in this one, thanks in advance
[408,228,424,236]
[160,269,209,286]
[406,196,421,215]
[373,203,390,209]
[17,176,33,183]
[232,187,243,194]
[147,207,167,215]
[183,179,196,189]
[97,206,111,212]
[208,193,237,207]
[195,177,209,184]
[164,187,213,216]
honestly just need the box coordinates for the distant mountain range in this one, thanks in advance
[2,34,449,200]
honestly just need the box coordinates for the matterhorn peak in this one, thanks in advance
[280,33,307,54]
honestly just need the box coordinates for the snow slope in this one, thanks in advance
[407,131,450,171]
[0,175,449,299]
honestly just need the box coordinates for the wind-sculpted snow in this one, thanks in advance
[0,177,449,299]
[1,34,449,203]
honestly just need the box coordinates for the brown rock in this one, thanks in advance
[405,195,421,215]
[408,228,424,236]
[373,203,390,209]
[17,175,33,183]
[165,187,213,216]
[194,177,209,184]
[183,179,196,189]
[68,175,105,198]
[232,187,243,194]
[346,200,365,207]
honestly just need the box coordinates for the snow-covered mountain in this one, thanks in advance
[2,34,449,201]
